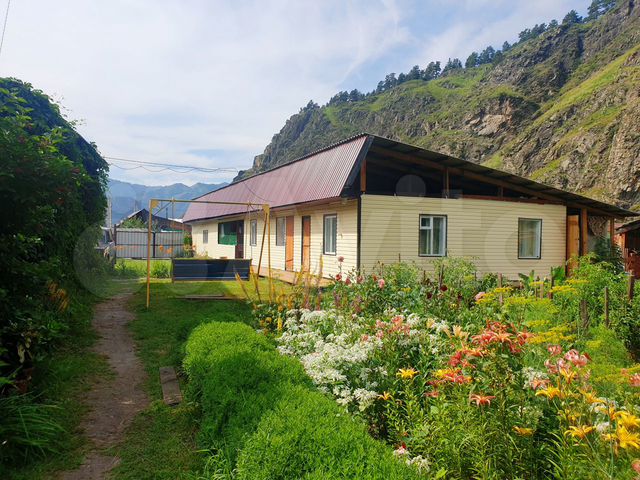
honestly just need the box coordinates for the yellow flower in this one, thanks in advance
[535,386,563,400]
[617,427,640,450]
[397,368,419,380]
[596,404,617,420]
[615,411,640,430]
[580,390,604,405]
[565,425,595,439]
[513,426,535,437]
[378,391,392,401]
[451,325,469,340]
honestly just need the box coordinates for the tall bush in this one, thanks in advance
[0,79,108,378]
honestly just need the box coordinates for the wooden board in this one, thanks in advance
[159,366,182,406]
[567,215,580,273]
[302,216,311,271]
[285,215,294,271]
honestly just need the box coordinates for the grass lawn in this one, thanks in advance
[110,277,285,480]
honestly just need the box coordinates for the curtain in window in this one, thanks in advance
[518,219,541,258]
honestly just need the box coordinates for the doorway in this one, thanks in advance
[285,216,294,271]
[301,216,311,271]
[235,221,244,259]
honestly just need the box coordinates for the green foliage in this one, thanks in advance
[0,79,108,376]
[119,217,147,229]
[235,386,422,480]
[183,321,419,477]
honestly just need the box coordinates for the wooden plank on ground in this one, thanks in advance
[159,366,182,406]
[178,294,242,301]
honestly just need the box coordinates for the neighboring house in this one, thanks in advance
[182,134,635,279]
[615,219,640,278]
[115,208,191,233]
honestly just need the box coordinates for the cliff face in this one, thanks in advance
[240,1,640,211]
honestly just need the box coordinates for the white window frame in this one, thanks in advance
[323,214,337,255]
[518,218,542,260]
[250,219,257,246]
[418,215,447,257]
[202,229,208,244]
[275,217,286,246]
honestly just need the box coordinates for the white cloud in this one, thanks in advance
[0,0,586,185]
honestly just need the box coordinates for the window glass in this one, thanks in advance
[419,215,446,256]
[202,229,208,244]
[250,219,257,246]
[218,222,238,245]
[275,217,286,246]
[518,218,542,259]
[323,214,337,255]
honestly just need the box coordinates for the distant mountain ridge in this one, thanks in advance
[108,179,226,224]
[239,0,640,212]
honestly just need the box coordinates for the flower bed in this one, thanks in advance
[253,257,640,478]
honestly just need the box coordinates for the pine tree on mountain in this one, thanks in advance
[407,65,421,81]
[478,46,495,64]
[587,0,616,20]
[562,9,582,25]
[549,19,559,29]
[502,41,511,52]
[383,73,397,90]
[422,61,441,80]
[465,52,479,69]
[442,58,462,75]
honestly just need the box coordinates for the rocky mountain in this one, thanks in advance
[108,179,226,223]
[240,0,640,211]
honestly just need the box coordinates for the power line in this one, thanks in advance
[104,155,247,174]
[0,0,10,61]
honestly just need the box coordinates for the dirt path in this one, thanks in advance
[58,293,149,480]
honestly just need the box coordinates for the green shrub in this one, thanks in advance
[151,261,171,278]
[235,385,423,480]
[184,322,419,477]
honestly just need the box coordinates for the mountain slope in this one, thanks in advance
[108,179,226,223]
[241,1,640,211]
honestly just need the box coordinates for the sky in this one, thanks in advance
[0,0,586,186]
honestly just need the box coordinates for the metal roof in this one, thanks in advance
[617,218,640,234]
[182,135,369,222]
[183,133,636,222]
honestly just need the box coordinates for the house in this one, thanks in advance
[182,134,635,279]
[615,219,640,278]
[115,208,191,233]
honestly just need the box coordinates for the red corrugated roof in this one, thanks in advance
[183,135,368,222]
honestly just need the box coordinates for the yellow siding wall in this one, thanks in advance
[360,194,566,279]
[189,199,358,278]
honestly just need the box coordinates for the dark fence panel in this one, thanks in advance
[172,259,251,281]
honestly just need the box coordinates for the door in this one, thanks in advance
[301,216,311,271]
[566,215,579,273]
[285,216,294,271]
[235,221,244,259]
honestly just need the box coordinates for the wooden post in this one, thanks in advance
[629,275,636,302]
[256,209,268,296]
[444,167,450,198]
[360,158,367,192]
[580,208,588,256]
[267,208,272,301]
[548,268,555,299]
[604,286,610,327]
[146,200,153,309]
[609,218,616,255]
[580,299,589,330]
[498,273,503,305]
[540,278,545,299]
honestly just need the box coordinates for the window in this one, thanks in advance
[419,215,446,256]
[275,217,286,246]
[218,222,238,245]
[250,219,257,246]
[518,218,542,259]
[202,229,208,244]
[323,214,337,255]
